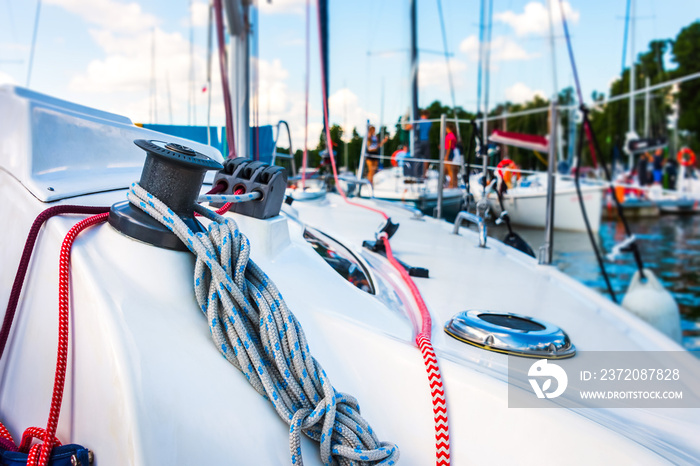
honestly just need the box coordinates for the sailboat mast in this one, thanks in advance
[628,0,636,169]
[481,0,493,185]
[207,1,213,145]
[410,0,418,156]
[189,0,195,125]
[319,0,329,135]
[150,28,157,123]
[644,76,650,137]
[380,77,385,157]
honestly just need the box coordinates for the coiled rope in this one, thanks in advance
[128,183,399,466]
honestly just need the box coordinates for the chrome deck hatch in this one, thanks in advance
[444,310,575,359]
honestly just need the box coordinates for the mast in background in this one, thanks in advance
[319,0,329,136]
[206,0,214,145]
[643,76,651,137]
[480,0,493,188]
[26,0,42,88]
[150,28,157,123]
[410,0,418,157]
[224,0,249,159]
[627,0,637,170]
[188,0,196,125]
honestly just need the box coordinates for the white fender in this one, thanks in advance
[622,269,682,342]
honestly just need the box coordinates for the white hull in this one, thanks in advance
[1,86,699,465]
[470,173,605,232]
[354,167,464,215]
[494,185,604,232]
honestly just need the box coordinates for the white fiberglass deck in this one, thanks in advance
[1,86,699,465]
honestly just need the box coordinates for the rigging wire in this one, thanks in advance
[150,28,158,124]
[189,0,196,125]
[621,0,632,75]
[206,1,213,145]
[436,0,460,139]
[558,0,646,296]
[25,0,41,88]
[301,0,310,188]
[251,0,260,161]
[545,0,559,97]
[476,0,485,123]
[574,119,617,301]
[214,0,236,158]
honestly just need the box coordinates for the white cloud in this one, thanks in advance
[460,35,536,62]
[418,58,468,88]
[255,58,292,118]
[45,0,159,33]
[494,1,579,37]
[504,82,546,104]
[329,88,378,141]
[70,28,199,96]
[48,0,356,153]
[191,1,209,28]
[259,0,307,15]
[0,42,29,53]
[0,71,17,86]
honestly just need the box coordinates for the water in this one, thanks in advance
[489,216,700,354]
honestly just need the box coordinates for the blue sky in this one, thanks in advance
[1,0,697,149]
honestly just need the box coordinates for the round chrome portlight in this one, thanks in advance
[444,310,575,359]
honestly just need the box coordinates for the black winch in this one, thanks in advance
[109,139,223,251]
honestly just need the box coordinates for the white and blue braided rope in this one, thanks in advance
[127,183,399,466]
[197,192,262,204]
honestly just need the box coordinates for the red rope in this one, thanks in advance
[214,187,244,215]
[0,206,110,362]
[0,422,15,447]
[313,3,447,461]
[301,0,310,189]
[28,444,42,465]
[214,0,236,159]
[583,120,599,168]
[37,213,108,466]
[314,2,387,221]
[20,427,61,453]
[380,234,450,466]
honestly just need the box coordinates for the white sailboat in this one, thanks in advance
[468,127,605,232]
[2,85,699,466]
[351,165,464,218]
[1,1,698,465]
[472,171,605,232]
[344,0,464,219]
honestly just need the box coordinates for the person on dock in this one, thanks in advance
[664,156,679,190]
[444,122,460,188]
[366,125,388,185]
[652,148,665,185]
[416,111,432,160]
[398,112,411,149]
[637,151,652,186]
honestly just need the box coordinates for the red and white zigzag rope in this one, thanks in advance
[381,234,450,466]
[417,335,450,465]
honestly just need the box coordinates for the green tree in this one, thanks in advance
[672,21,700,139]
[348,128,365,172]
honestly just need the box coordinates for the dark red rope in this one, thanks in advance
[214,0,236,159]
[0,206,109,362]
